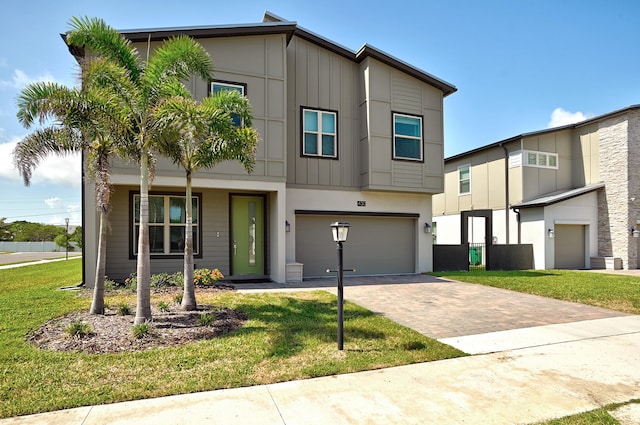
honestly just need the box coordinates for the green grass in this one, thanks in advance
[535,399,640,424]
[0,259,465,418]
[430,270,640,314]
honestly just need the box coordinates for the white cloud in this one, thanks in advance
[548,108,594,128]
[45,197,63,208]
[45,204,81,226]
[0,138,81,187]
[0,69,58,91]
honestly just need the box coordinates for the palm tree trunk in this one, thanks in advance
[181,170,196,310]
[90,209,108,314]
[134,151,152,324]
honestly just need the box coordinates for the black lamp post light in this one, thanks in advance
[329,221,350,350]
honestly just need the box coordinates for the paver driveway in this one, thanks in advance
[240,274,627,339]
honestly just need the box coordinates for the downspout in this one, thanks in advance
[501,144,510,244]
[512,207,521,244]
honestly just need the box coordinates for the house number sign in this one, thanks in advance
[357,200,366,207]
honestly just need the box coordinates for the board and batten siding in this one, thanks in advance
[128,34,288,182]
[360,57,444,193]
[286,36,360,189]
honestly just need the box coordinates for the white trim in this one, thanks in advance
[302,108,337,158]
[458,164,471,196]
[522,149,559,169]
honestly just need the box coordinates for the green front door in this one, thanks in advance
[231,195,265,276]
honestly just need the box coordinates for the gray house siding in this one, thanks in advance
[360,58,445,194]
[286,36,360,189]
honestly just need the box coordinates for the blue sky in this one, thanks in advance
[2,0,639,225]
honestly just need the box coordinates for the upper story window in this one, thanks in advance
[458,164,471,195]
[211,80,247,126]
[524,150,558,169]
[393,112,423,161]
[301,107,338,159]
[132,193,201,257]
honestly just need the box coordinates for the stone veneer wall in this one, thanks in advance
[628,110,640,269]
[597,111,640,269]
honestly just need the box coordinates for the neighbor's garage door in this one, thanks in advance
[295,215,416,277]
[554,224,585,269]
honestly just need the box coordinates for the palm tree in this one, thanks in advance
[13,80,130,315]
[65,17,214,324]
[155,90,259,310]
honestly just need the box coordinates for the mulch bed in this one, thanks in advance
[27,285,247,354]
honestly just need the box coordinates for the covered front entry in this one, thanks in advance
[554,224,586,269]
[230,194,266,278]
[295,213,416,277]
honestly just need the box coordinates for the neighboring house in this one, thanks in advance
[432,105,640,270]
[69,12,456,285]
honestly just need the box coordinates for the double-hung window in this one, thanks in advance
[393,112,423,161]
[211,80,247,126]
[302,107,337,158]
[132,193,200,256]
[458,165,471,195]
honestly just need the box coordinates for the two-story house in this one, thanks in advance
[433,105,640,271]
[71,12,456,285]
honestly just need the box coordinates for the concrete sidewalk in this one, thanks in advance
[2,275,640,424]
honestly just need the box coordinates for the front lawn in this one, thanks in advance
[431,270,640,314]
[0,260,465,418]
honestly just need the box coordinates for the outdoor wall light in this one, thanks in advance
[285,220,290,233]
[424,223,431,234]
[631,227,640,238]
[492,236,498,244]
[548,228,554,239]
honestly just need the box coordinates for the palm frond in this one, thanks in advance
[12,127,83,186]
[142,35,213,105]
[65,16,141,83]
[16,82,81,128]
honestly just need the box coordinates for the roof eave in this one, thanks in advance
[356,44,457,97]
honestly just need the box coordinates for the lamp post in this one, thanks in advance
[65,218,69,260]
[330,222,350,350]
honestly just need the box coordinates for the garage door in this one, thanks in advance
[295,214,416,277]
[554,224,585,269]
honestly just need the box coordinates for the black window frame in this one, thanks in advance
[392,111,425,162]
[129,191,203,260]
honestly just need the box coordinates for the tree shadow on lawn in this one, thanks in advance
[232,295,385,358]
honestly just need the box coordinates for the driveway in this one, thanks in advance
[238,273,629,353]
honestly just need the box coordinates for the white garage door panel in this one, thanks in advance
[296,215,416,277]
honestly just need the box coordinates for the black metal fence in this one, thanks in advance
[433,243,533,272]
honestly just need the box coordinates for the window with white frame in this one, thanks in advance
[132,194,200,256]
[523,150,558,169]
[211,80,246,126]
[393,112,423,161]
[302,107,337,158]
[458,164,471,195]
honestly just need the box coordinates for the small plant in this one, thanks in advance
[118,303,131,316]
[197,312,215,326]
[64,320,93,338]
[194,268,224,286]
[131,322,152,339]
[157,301,170,312]
[174,294,183,305]
[151,272,182,287]
[104,277,118,291]
[124,273,137,291]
